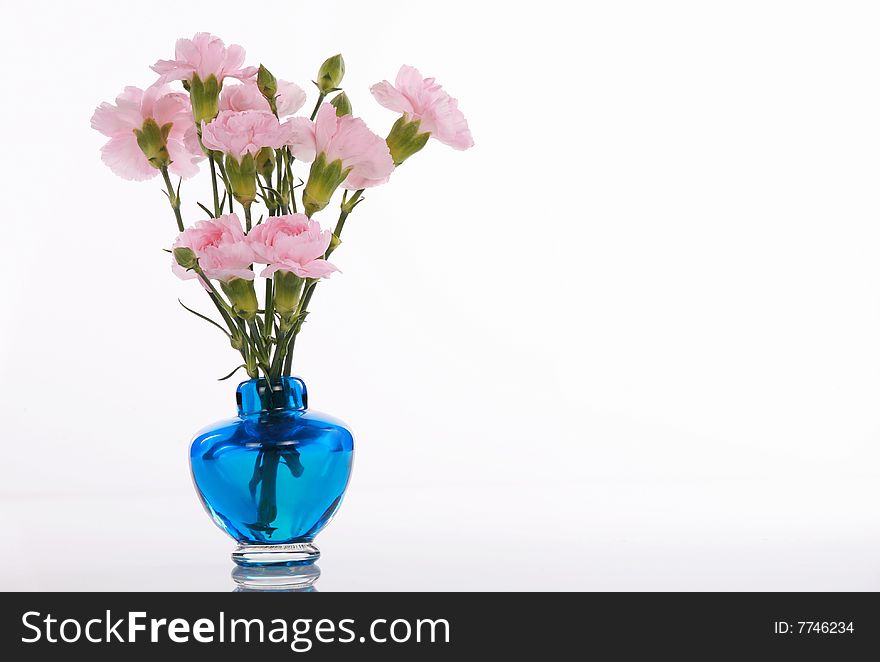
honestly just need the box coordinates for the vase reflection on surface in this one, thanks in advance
[190,377,354,567]
[232,564,321,591]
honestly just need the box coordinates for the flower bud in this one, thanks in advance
[302,153,349,217]
[273,270,305,317]
[134,118,173,170]
[316,54,345,94]
[189,74,222,125]
[257,65,278,114]
[224,153,258,207]
[173,246,199,270]
[255,146,276,180]
[386,115,430,166]
[220,277,259,320]
[330,92,352,117]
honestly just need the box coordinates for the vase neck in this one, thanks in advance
[236,377,308,417]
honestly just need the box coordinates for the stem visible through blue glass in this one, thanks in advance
[245,382,307,537]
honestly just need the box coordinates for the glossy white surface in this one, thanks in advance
[3,473,879,591]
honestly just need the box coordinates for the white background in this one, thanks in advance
[1,0,880,591]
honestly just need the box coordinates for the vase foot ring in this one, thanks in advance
[232,542,320,568]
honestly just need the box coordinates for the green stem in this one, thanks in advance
[263,278,274,339]
[262,172,276,216]
[310,93,326,121]
[160,166,184,232]
[271,318,295,376]
[244,205,253,232]
[234,317,258,378]
[208,155,221,217]
[329,190,362,256]
[248,319,271,372]
[284,148,297,214]
[332,212,349,248]
[216,159,235,213]
[275,148,285,214]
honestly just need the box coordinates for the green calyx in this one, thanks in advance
[255,146,276,181]
[225,153,258,206]
[386,115,430,166]
[330,92,352,117]
[220,277,259,321]
[188,73,221,124]
[316,54,345,94]
[273,270,305,317]
[302,153,350,217]
[134,118,173,170]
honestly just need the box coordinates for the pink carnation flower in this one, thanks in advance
[201,110,291,160]
[276,80,308,117]
[371,65,473,150]
[218,81,268,113]
[247,214,338,278]
[91,83,203,181]
[219,80,307,117]
[152,32,257,84]
[286,104,394,189]
[172,213,256,282]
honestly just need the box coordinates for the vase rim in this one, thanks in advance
[236,376,308,416]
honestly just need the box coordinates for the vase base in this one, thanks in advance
[232,542,321,567]
[232,564,321,590]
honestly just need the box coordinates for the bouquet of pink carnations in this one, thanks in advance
[92,33,472,381]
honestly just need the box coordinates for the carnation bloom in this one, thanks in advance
[218,81,268,113]
[172,213,256,282]
[152,33,257,85]
[247,214,338,278]
[201,110,291,160]
[287,104,394,190]
[371,65,473,150]
[276,81,308,116]
[91,83,203,181]
[219,80,307,117]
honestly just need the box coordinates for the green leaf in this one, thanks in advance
[218,364,248,381]
[178,299,231,337]
[197,202,215,218]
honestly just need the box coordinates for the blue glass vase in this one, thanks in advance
[189,377,354,567]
